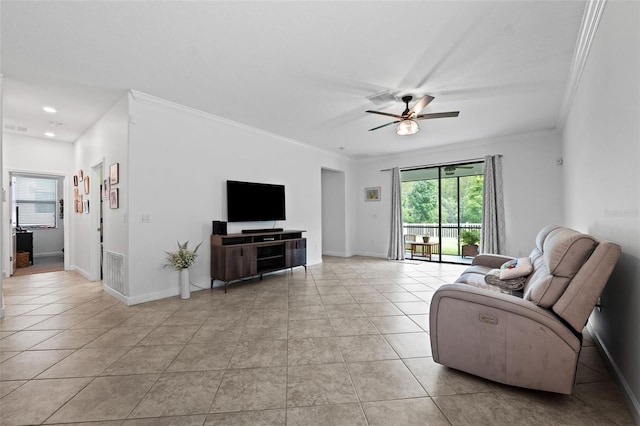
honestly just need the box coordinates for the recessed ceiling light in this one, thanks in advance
[43,106,57,113]
[44,132,55,137]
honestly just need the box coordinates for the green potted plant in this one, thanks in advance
[460,229,480,258]
[164,241,202,299]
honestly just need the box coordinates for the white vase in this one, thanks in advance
[180,268,190,299]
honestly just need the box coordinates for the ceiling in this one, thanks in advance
[1,1,586,159]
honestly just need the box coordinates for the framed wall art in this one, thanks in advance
[365,187,381,202]
[109,188,119,209]
[109,163,119,185]
[84,176,90,194]
[102,179,110,199]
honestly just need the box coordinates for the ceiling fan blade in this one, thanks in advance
[366,110,404,119]
[368,121,401,131]
[408,95,435,116]
[415,111,460,120]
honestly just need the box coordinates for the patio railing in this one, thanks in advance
[403,223,482,256]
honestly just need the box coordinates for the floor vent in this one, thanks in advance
[105,251,126,295]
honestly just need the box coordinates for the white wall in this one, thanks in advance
[321,168,346,256]
[562,1,639,420]
[353,130,564,258]
[125,92,352,303]
[2,133,74,273]
[72,95,129,281]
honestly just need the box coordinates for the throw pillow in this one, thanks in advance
[485,269,527,291]
[500,257,533,280]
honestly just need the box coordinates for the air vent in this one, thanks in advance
[366,90,397,105]
[4,123,28,132]
[105,251,126,295]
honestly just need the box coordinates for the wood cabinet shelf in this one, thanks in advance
[211,230,306,292]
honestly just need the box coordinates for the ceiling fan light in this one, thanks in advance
[396,119,419,136]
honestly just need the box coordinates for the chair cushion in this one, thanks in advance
[543,228,597,278]
[524,228,597,308]
[535,224,560,252]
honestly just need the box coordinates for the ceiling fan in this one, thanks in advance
[443,165,473,175]
[366,95,459,135]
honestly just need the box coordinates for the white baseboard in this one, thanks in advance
[354,251,387,259]
[34,252,64,258]
[71,265,90,280]
[113,283,208,306]
[103,284,129,305]
[587,322,640,424]
[322,251,347,257]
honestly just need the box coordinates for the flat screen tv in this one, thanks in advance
[227,180,286,222]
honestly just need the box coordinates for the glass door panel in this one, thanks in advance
[401,162,484,264]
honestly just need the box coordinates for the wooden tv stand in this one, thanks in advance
[210,230,306,292]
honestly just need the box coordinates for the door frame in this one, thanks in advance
[89,160,104,281]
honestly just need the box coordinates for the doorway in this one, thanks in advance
[321,168,346,257]
[401,161,484,264]
[89,162,104,281]
[8,172,66,276]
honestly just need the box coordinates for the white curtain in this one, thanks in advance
[481,155,506,254]
[388,167,405,260]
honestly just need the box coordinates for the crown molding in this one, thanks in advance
[557,0,607,129]
[127,90,350,162]
[356,128,560,165]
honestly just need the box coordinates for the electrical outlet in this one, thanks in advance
[141,214,151,223]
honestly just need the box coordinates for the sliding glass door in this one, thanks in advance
[401,162,484,264]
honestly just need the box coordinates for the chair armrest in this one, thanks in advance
[471,254,515,269]
[430,284,581,351]
[429,283,581,394]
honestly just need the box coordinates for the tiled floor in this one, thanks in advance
[0,256,635,425]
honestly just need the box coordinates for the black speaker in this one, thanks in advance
[212,220,227,235]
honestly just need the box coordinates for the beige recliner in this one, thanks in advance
[429,225,621,394]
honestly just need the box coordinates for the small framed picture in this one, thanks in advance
[365,187,381,202]
[73,175,78,187]
[83,200,90,214]
[109,188,119,209]
[102,179,110,199]
[84,176,90,194]
[73,188,79,201]
[78,170,84,182]
[110,163,119,185]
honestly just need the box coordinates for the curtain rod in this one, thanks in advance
[380,155,502,172]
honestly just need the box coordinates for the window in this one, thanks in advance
[400,162,484,264]
[12,175,58,228]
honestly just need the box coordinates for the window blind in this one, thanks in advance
[13,175,57,227]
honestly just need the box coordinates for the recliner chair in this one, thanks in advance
[429,225,621,394]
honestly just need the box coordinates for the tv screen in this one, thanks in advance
[227,180,286,222]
